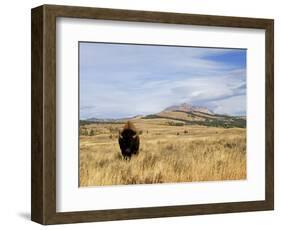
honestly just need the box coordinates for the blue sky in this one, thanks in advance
[79,42,246,119]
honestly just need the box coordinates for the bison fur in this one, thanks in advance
[118,121,140,159]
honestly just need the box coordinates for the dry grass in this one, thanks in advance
[79,120,246,187]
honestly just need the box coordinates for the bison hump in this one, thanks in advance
[123,121,137,132]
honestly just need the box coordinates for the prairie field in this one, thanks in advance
[79,118,246,187]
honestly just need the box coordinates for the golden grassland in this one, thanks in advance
[79,118,246,187]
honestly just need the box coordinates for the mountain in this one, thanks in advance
[82,103,246,128]
[143,103,245,128]
[164,103,213,114]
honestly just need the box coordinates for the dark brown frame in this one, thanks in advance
[31,4,274,225]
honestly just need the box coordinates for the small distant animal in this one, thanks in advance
[118,121,140,159]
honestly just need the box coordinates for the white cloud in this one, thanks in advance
[213,95,246,115]
[79,43,246,119]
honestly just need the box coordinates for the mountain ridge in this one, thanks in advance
[82,103,246,128]
[163,103,213,114]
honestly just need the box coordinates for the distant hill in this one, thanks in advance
[142,102,246,128]
[82,103,246,128]
[85,115,142,123]
[143,110,246,128]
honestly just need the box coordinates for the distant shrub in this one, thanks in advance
[79,128,88,136]
[89,129,95,136]
[168,121,184,126]
[143,114,159,119]
[109,126,119,133]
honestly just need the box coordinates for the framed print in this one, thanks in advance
[31,4,274,225]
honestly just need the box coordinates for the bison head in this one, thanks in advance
[118,121,140,159]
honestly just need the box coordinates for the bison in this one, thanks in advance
[118,121,140,159]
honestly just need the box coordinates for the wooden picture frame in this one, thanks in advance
[31,4,274,225]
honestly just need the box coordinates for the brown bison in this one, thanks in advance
[118,121,140,159]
